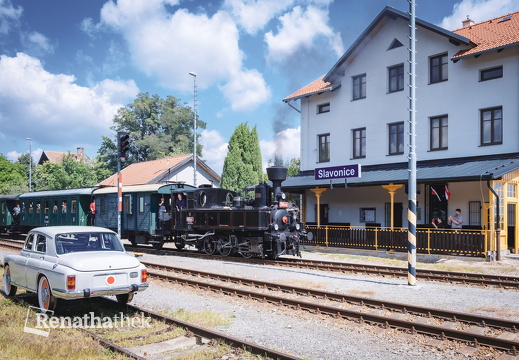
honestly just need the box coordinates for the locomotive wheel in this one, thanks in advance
[203,236,217,255]
[152,240,164,250]
[217,235,234,256]
[174,238,185,250]
[239,251,253,258]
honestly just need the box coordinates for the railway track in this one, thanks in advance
[2,237,518,289]
[4,290,302,360]
[126,243,519,290]
[143,260,519,355]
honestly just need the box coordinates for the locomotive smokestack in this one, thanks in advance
[267,166,288,202]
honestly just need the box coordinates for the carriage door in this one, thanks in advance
[507,203,516,253]
[123,194,136,232]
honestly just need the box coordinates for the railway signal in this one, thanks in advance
[117,131,130,160]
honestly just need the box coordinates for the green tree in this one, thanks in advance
[267,156,300,177]
[221,123,263,195]
[0,154,27,194]
[96,92,204,174]
[16,152,34,190]
[34,153,99,191]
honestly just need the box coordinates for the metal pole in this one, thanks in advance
[117,157,122,237]
[189,72,197,187]
[26,138,32,192]
[407,0,417,286]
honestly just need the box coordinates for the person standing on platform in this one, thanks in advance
[448,209,463,229]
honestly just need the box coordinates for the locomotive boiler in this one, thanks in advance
[160,166,312,259]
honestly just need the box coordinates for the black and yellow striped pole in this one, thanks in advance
[407,0,417,286]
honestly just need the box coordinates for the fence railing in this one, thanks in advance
[304,225,489,257]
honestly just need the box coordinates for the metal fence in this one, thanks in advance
[304,225,489,257]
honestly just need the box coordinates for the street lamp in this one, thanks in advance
[189,71,197,187]
[26,138,32,192]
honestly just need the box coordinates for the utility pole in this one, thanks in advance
[26,138,32,192]
[189,72,198,187]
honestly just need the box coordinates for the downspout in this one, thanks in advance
[284,100,301,113]
[486,173,501,260]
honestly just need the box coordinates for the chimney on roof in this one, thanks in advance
[462,15,474,27]
[77,147,84,159]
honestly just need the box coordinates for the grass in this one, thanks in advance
[0,267,261,359]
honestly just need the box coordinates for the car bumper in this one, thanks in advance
[52,282,149,299]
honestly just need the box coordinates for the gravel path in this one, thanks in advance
[128,246,519,359]
[2,245,518,359]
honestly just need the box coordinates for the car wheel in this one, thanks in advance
[116,293,134,304]
[3,264,17,296]
[38,276,57,313]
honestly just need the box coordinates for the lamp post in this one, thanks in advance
[26,138,32,192]
[189,71,197,187]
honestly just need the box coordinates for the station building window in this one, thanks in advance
[430,115,448,151]
[352,128,366,159]
[318,134,330,163]
[480,66,503,81]
[388,64,404,92]
[388,122,404,155]
[481,106,502,146]
[352,74,366,100]
[430,53,448,84]
[317,103,330,114]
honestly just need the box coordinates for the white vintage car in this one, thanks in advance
[3,226,148,312]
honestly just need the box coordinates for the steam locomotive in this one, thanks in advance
[156,166,313,259]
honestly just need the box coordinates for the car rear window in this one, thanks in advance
[55,232,124,254]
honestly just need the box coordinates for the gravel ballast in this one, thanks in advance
[2,245,518,359]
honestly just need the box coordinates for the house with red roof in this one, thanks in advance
[282,6,519,255]
[38,147,88,165]
[97,154,220,188]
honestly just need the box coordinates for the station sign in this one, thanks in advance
[315,164,361,180]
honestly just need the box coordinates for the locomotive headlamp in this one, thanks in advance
[274,223,279,231]
[295,223,300,230]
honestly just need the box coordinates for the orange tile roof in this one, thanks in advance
[97,154,192,187]
[452,11,519,59]
[283,75,332,102]
[38,149,88,164]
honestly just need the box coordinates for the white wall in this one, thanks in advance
[299,16,519,171]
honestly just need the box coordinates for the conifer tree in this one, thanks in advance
[221,123,263,195]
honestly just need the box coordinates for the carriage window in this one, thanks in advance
[71,199,77,214]
[36,202,41,213]
[124,195,132,214]
[138,196,144,214]
[35,235,46,253]
[53,200,58,214]
[61,200,67,213]
[29,202,33,213]
[24,234,34,250]
[226,193,234,205]
[1,202,4,214]
[44,201,49,214]
[99,198,105,214]
[199,192,206,206]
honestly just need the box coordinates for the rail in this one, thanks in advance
[304,225,489,257]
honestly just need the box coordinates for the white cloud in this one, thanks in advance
[88,0,270,111]
[200,129,228,175]
[0,53,138,152]
[0,0,22,35]
[439,0,519,30]
[265,5,344,63]
[7,148,42,163]
[223,0,295,34]
[200,127,300,176]
[260,126,300,170]
[25,31,55,54]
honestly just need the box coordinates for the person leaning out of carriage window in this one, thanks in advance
[448,209,463,229]
[89,199,96,226]
[175,193,186,211]
[431,217,446,230]
[12,204,20,225]
[158,198,167,229]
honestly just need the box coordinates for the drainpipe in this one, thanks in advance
[486,173,501,260]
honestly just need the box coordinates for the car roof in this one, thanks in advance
[30,226,117,237]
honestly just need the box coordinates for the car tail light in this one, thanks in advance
[67,275,76,290]
[141,269,148,283]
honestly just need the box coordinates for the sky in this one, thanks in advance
[1,0,518,175]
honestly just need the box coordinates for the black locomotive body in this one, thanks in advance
[160,166,312,259]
